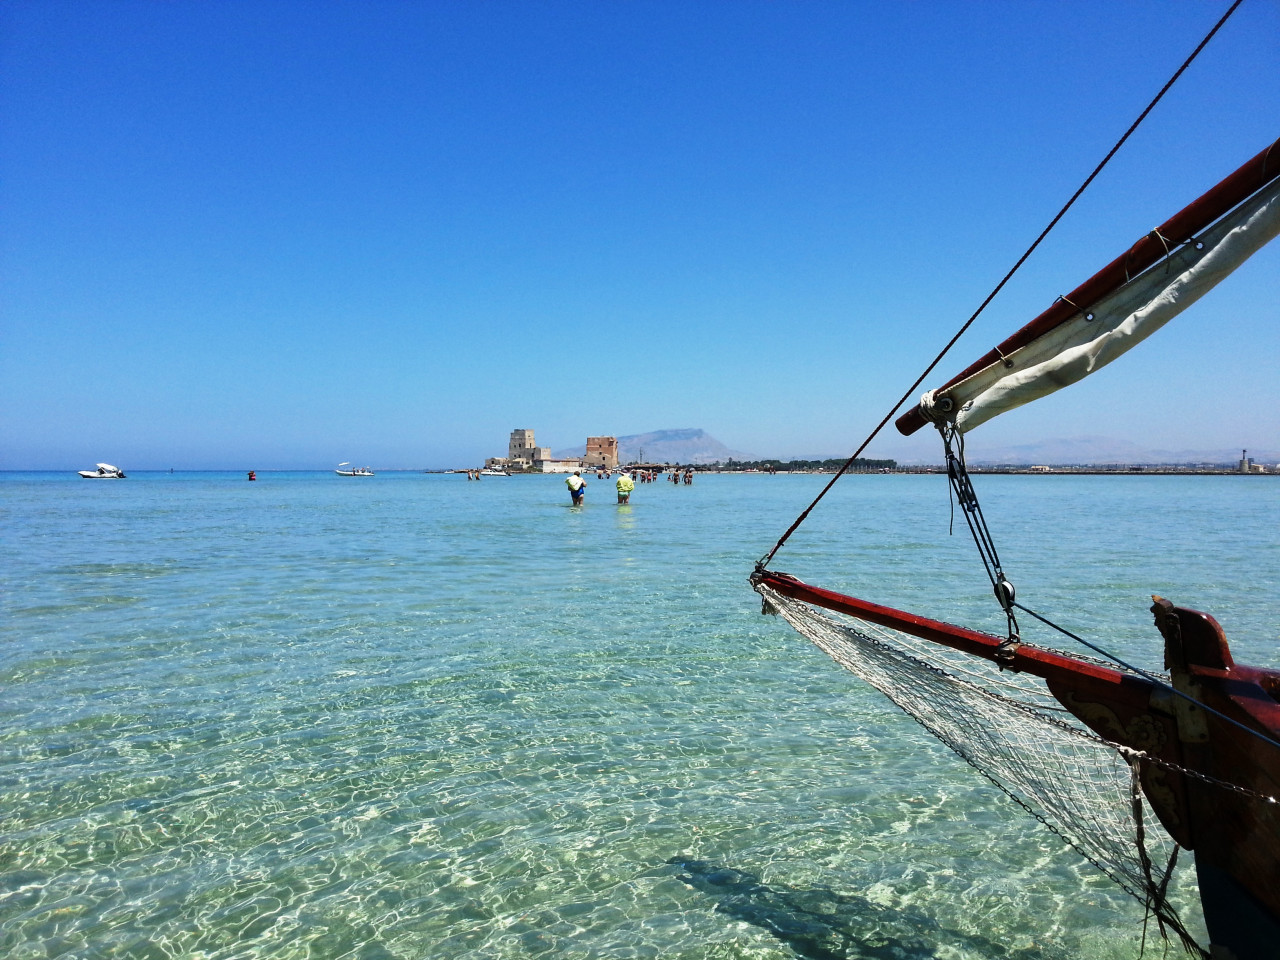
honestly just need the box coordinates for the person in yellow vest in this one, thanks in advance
[566,471,586,505]
[616,472,635,503]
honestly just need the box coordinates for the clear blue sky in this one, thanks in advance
[3,1,1277,469]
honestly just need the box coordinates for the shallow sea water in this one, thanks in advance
[3,470,1277,959]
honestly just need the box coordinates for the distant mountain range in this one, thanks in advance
[774,437,1276,466]
[559,429,1275,467]
[957,437,1277,466]
[554,428,753,465]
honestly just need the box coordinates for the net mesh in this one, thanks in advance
[754,579,1206,952]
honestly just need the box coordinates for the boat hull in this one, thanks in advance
[1198,860,1280,959]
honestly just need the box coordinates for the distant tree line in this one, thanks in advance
[712,457,898,472]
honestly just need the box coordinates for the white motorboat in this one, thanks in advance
[335,462,375,476]
[78,463,125,479]
[479,468,511,477]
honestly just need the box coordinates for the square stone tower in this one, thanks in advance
[509,429,537,465]
[584,436,618,469]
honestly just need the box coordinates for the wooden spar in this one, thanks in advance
[895,135,1280,437]
[754,568,1199,845]
[754,569,1149,690]
[755,569,1280,733]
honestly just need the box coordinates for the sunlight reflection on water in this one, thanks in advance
[3,471,1275,958]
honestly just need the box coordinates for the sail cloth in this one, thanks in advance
[920,177,1280,434]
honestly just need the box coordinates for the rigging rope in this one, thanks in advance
[942,423,1280,755]
[1011,600,1280,755]
[941,425,1021,646]
[758,0,1245,570]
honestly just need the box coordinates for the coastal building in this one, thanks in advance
[487,427,582,473]
[1236,450,1269,474]
[487,428,624,473]
[535,459,584,474]
[508,429,551,469]
[584,436,618,470]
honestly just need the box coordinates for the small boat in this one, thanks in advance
[479,468,511,477]
[335,462,374,477]
[751,28,1280,959]
[77,463,125,479]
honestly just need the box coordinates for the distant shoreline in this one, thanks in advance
[708,466,1276,476]
[6,466,1274,476]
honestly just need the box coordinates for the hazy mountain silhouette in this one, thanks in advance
[555,428,754,465]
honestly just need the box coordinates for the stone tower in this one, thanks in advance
[584,436,618,469]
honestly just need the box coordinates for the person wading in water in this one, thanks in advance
[616,472,634,503]
[566,471,586,505]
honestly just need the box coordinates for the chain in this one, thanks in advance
[1115,744,1279,806]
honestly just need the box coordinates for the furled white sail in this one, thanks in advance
[921,177,1280,434]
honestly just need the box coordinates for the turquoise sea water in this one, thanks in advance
[3,471,1277,959]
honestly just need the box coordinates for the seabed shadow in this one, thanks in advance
[667,858,1056,960]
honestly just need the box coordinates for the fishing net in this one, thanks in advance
[753,579,1206,954]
